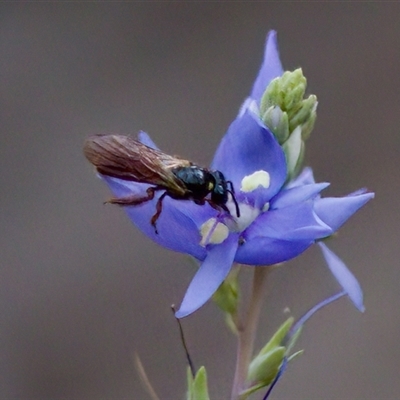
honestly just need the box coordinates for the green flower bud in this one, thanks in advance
[260,78,281,115]
[288,95,318,134]
[260,68,317,168]
[239,318,302,399]
[292,139,305,179]
[300,101,317,140]
[282,126,303,181]
[282,75,306,112]
[246,318,294,388]
[269,68,306,113]
[261,106,290,145]
[187,366,210,400]
[247,346,286,384]
[256,317,294,356]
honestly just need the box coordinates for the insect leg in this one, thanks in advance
[106,186,161,206]
[204,199,226,213]
[150,191,168,234]
[205,198,240,218]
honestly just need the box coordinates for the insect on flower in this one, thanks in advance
[84,134,240,234]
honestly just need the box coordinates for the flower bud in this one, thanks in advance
[260,69,317,181]
[289,95,318,137]
[261,106,290,145]
[246,318,294,386]
[187,366,210,400]
[247,346,285,384]
[282,126,303,181]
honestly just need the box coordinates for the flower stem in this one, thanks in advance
[231,267,269,400]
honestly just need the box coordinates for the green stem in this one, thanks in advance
[231,267,269,400]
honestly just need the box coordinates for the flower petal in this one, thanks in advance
[318,242,364,312]
[235,236,312,266]
[137,131,159,149]
[271,182,330,209]
[247,202,332,241]
[175,234,239,318]
[102,176,207,260]
[211,111,286,201]
[250,30,284,104]
[314,192,374,231]
[289,291,346,339]
[286,166,316,188]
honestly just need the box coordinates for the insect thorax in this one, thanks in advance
[172,166,215,200]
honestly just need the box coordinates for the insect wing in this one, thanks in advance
[84,135,189,194]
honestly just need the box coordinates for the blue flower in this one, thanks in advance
[97,31,374,318]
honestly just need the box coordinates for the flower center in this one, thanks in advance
[199,170,271,246]
[228,202,261,232]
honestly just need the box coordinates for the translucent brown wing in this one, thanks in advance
[83,134,191,195]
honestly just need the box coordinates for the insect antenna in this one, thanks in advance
[228,189,240,218]
[226,181,240,218]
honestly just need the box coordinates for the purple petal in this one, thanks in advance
[314,192,374,231]
[271,183,330,209]
[286,167,316,188]
[247,202,332,241]
[211,111,286,200]
[289,291,347,339]
[175,234,239,318]
[318,242,364,312]
[250,31,284,104]
[102,176,207,260]
[235,236,312,266]
[346,187,368,197]
[137,131,159,149]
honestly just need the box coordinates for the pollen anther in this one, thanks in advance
[200,218,229,246]
[241,170,271,192]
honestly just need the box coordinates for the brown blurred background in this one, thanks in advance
[0,3,397,399]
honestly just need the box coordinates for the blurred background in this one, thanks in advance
[0,3,397,399]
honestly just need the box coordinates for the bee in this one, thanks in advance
[83,135,240,234]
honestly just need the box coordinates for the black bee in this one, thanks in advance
[83,135,240,233]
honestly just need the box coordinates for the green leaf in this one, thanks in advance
[187,367,210,400]
[186,367,194,400]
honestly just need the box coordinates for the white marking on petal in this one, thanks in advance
[200,218,229,247]
[241,170,271,192]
